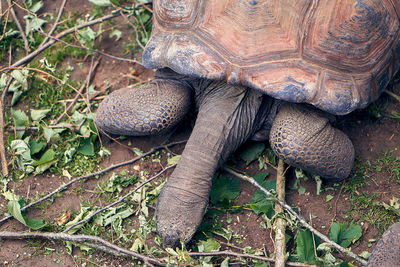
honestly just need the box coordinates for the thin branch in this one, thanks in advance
[7,0,30,53]
[274,159,287,267]
[0,140,187,225]
[0,77,12,177]
[53,57,101,125]
[187,252,317,267]
[0,6,10,43]
[6,12,119,70]
[39,0,67,48]
[63,164,176,233]
[0,231,318,267]
[223,167,368,266]
[12,124,78,132]
[0,231,164,266]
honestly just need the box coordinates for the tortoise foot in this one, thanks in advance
[95,79,192,136]
[155,184,208,247]
[270,104,354,181]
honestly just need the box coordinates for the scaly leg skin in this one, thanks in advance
[156,82,269,247]
[95,76,192,136]
[269,104,354,181]
[367,222,400,267]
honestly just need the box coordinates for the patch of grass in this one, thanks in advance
[346,192,398,233]
[344,157,370,193]
[375,151,400,183]
[344,154,400,234]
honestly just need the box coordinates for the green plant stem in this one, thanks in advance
[274,159,287,267]
[384,89,400,103]
[0,140,187,225]
[223,167,368,266]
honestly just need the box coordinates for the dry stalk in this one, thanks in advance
[39,0,67,48]
[7,0,30,53]
[0,77,12,177]
[274,159,287,266]
[0,231,319,267]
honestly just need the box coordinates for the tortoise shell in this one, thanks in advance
[142,0,400,115]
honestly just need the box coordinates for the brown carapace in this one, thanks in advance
[143,0,400,115]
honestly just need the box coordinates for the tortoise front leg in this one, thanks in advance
[96,77,192,136]
[269,104,354,181]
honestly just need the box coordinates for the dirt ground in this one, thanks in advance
[0,1,399,266]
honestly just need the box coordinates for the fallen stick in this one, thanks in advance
[7,0,30,53]
[274,159,287,267]
[0,77,12,177]
[0,231,318,267]
[0,231,164,266]
[223,167,368,266]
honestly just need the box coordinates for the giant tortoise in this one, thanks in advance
[96,0,400,247]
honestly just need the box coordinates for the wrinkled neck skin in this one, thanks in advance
[155,68,274,246]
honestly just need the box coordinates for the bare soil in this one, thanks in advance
[0,1,399,266]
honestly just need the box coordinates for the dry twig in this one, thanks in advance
[39,0,67,48]
[7,0,30,53]
[0,140,186,225]
[0,231,318,267]
[274,159,287,267]
[223,167,368,266]
[0,77,12,177]
[0,231,164,266]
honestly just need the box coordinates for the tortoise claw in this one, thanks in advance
[155,184,208,247]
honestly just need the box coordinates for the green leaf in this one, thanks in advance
[77,138,95,156]
[240,142,265,165]
[198,238,221,252]
[30,109,50,121]
[11,109,29,138]
[167,155,181,166]
[11,70,25,84]
[329,222,362,248]
[249,172,275,217]
[29,140,46,155]
[88,0,111,6]
[326,194,334,202]
[109,29,122,40]
[42,126,60,143]
[29,1,43,13]
[296,230,320,263]
[77,27,96,47]
[24,15,47,35]
[210,175,240,205]
[298,186,306,195]
[7,198,45,230]
[33,149,55,166]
